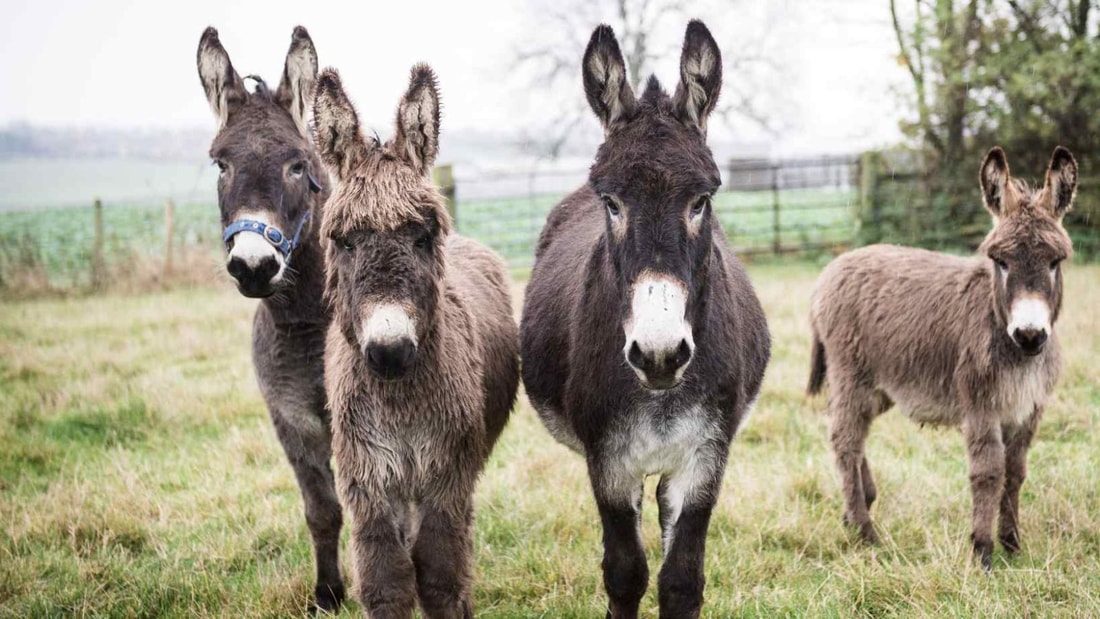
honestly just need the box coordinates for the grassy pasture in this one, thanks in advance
[1,262,1099,617]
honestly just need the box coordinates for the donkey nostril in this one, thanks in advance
[1013,328,1047,350]
[227,256,248,281]
[671,339,693,369]
[255,257,280,281]
[627,341,645,368]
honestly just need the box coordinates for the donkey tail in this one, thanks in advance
[807,331,827,396]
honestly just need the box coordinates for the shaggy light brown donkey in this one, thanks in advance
[314,65,518,618]
[809,146,1077,570]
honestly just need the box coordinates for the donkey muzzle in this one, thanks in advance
[623,273,695,390]
[360,304,419,380]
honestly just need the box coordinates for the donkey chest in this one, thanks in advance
[605,403,718,480]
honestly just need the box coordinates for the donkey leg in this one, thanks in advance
[270,411,344,613]
[411,500,475,619]
[962,415,1006,571]
[860,457,877,511]
[343,485,417,619]
[861,391,892,511]
[591,461,647,619]
[1000,407,1040,555]
[655,449,724,619]
[829,385,877,544]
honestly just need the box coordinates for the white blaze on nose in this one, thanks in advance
[227,211,286,282]
[362,303,418,347]
[1007,295,1051,337]
[623,273,694,369]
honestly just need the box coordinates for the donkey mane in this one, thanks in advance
[979,177,1074,260]
[318,152,451,238]
[243,74,273,100]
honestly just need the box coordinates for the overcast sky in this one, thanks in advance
[0,0,909,155]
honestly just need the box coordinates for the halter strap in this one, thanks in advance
[222,209,312,266]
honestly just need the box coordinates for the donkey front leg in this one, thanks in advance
[1000,407,1041,554]
[655,450,724,619]
[962,414,1006,571]
[343,484,418,619]
[269,410,344,613]
[828,384,878,544]
[411,500,475,619]
[591,460,648,619]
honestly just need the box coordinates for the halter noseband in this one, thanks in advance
[221,172,323,266]
[222,210,312,265]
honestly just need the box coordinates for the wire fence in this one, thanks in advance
[2,151,1097,295]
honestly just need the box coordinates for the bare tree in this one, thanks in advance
[511,0,787,159]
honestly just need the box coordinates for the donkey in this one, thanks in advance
[808,146,1078,569]
[313,65,519,618]
[196,27,346,611]
[521,22,771,618]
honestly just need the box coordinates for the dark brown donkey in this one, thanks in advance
[521,22,771,618]
[313,66,518,618]
[809,146,1077,570]
[197,27,346,611]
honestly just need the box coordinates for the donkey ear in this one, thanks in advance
[673,20,722,133]
[979,146,1011,219]
[312,69,366,180]
[197,27,247,128]
[274,26,319,139]
[1044,146,1077,220]
[393,64,441,176]
[582,25,636,133]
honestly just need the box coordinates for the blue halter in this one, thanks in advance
[223,209,312,266]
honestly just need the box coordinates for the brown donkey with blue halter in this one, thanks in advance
[197,27,346,612]
[809,146,1077,570]
[521,21,771,618]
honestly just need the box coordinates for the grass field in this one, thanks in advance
[2,262,1099,617]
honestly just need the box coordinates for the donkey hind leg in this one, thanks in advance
[655,452,724,619]
[829,384,878,544]
[344,486,418,619]
[1000,407,1040,555]
[962,415,1006,571]
[411,501,475,619]
[270,410,345,613]
[860,391,893,511]
[592,463,647,619]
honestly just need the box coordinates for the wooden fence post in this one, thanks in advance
[432,164,456,225]
[164,200,175,275]
[858,151,881,245]
[92,198,105,290]
[771,165,781,254]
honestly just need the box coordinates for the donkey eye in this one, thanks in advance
[337,238,354,252]
[1049,259,1061,271]
[289,162,305,177]
[690,196,710,219]
[602,195,621,218]
[994,258,1008,271]
[414,232,433,250]
[214,160,228,175]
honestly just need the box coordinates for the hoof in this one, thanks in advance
[311,583,346,615]
[973,541,994,572]
[844,516,879,545]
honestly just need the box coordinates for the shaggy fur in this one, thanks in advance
[315,66,518,619]
[196,26,346,613]
[809,146,1077,570]
[521,22,770,619]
